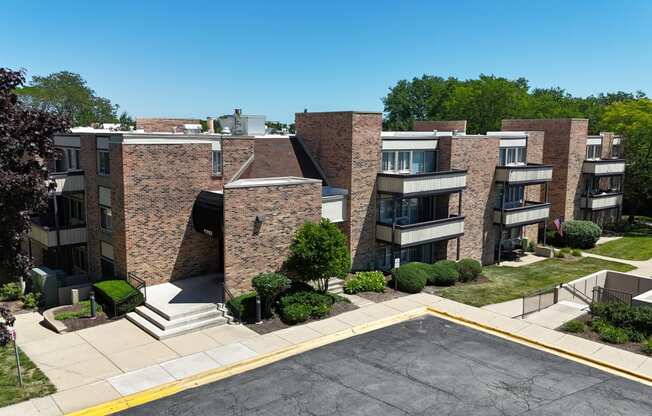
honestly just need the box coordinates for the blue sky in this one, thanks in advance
[2,0,651,123]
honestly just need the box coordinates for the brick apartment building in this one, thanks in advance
[24,113,625,298]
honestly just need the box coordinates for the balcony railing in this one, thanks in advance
[581,192,623,210]
[494,163,552,184]
[493,201,550,227]
[376,215,464,246]
[49,170,85,194]
[28,222,87,247]
[377,169,467,196]
[582,159,625,176]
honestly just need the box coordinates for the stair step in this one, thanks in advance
[144,301,218,321]
[126,312,227,340]
[135,305,222,330]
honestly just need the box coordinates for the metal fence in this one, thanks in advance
[592,286,633,306]
[522,286,558,317]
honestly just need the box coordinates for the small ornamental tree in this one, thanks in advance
[251,272,290,318]
[0,68,70,285]
[286,219,351,292]
[0,304,16,347]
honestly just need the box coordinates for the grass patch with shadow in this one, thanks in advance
[0,345,56,407]
[436,257,635,307]
[588,235,652,261]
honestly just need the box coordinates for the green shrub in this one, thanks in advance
[280,303,312,324]
[428,262,459,286]
[626,328,647,343]
[226,292,257,323]
[93,280,144,317]
[344,271,386,294]
[436,260,457,269]
[0,282,22,301]
[22,292,40,310]
[526,240,535,253]
[555,250,565,258]
[571,248,582,257]
[456,258,482,282]
[590,302,652,338]
[252,272,290,318]
[561,319,586,333]
[642,338,652,356]
[279,291,333,323]
[590,316,610,333]
[561,220,602,249]
[287,219,351,291]
[598,325,629,344]
[546,229,563,246]
[391,262,428,293]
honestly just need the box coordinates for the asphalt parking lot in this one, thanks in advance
[117,315,652,415]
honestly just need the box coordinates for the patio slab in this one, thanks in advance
[106,341,179,372]
[555,333,605,356]
[382,297,425,313]
[31,342,104,368]
[591,345,648,373]
[108,365,175,397]
[306,317,353,336]
[274,325,322,345]
[240,333,293,354]
[77,319,155,355]
[482,298,523,318]
[39,355,122,391]
[52,381,121,414]
[332,309,377,326]
[205,343,258,366]
[358,303,402,320]
[20,332,87,357]
[160,352,220,380]
[202,324,258,345]
[0,396,62,416]
[514,323,566,345]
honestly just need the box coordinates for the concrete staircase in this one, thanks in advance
[328,278,345,295]
[127,301,231,340]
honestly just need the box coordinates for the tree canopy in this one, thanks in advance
[0,68,70,283]
[382,74,645,134]
[15,71,131,127]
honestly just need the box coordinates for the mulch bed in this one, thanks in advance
[556,313,650,357]
[356,286,407,302]
[54,303,111,332]
[246,300,358,335]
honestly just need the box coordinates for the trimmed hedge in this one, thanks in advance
[344,271,386,294]
[428,261,459,286]
[590,302,652,338]
[226,292,257,323]
[279,291,333,324]
[252,272,290,318]
[93,280,144,317]
[391,262,428,293]
[561,319,586,333]
[561,220,602,249]
[456,258,482,282]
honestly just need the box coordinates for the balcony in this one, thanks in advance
[50,170,85,194]
[28,221,87,247]
[376,215,464,246]
[493,201,550,227]
[582,159,625,176]
[581,192,623,211]
[494,164,552,184]
[377,170,467,196]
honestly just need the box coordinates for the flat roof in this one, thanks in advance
[225,176,322,189]
[381,131,452,139]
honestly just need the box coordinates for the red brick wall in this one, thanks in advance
[295,111,382,270]
[502,119,588,221]
[413,120,467,133]
[241,137,304,178]
[223,182,322,294]
[136,118,201,133]
[79,133,102,278]
[523,131,544,244]
[222,137,254,183]
[114,143,221,284]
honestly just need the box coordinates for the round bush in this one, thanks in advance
[391,262,428,293]
[561,220,602,249]
[279,290,333,323]
[561,319,586,333]
[344,271,386,294]
[598,325,629,344]
[428,262,459,286]
[281,303,312,324]
[252,272,291,317]
[456,258,482,282]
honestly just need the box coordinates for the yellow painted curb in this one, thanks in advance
[67,308,426,416]
[68,303,652,415]
[425,306,652,387]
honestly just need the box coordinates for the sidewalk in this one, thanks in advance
[3,292,652,415]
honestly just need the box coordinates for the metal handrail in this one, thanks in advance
[222,283,241,323]
[592,286,633,305]
[127,272,147,302]
[560,284,592,305]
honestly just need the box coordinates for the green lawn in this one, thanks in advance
[436,257,635,307]
[588,235,652,261]
[0,344,56,408]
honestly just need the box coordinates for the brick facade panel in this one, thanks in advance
[413,120,467,133]
[222,137,255,183]
[136,118,201,133]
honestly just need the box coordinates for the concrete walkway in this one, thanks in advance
[523,300,589,329]
[3,292,652,415]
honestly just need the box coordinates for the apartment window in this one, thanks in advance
[611,144,622,159]
[100,257,115,278]
[382,151,396,172]
[496,184,525,209]
[412,150,436,173]
[400,243,433,264]
[72,246,87,272]
[379,197,394,224]
[501,227,522,242]
[586,144,601,160]
[397,151,411,172]
[376,247,392,270]
[98,150,110,175]
[100,206,112,232]
[211,150,222,175]
[54,147,80,172]
[499,147,526,166]
[68,197,85,225]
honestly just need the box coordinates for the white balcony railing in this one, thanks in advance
[494,164,552,184]
[582,160,625,176]
[29,223,87,247]
[50,171,85,194]
[376,215,464,246]
[377,170,467,195]
[494,202,550,227]
[581,193,623,210]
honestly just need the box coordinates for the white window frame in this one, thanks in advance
[499,146,526,166]
[586,144,602,160]
[381,150,437,174]
[212,150,222,175]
